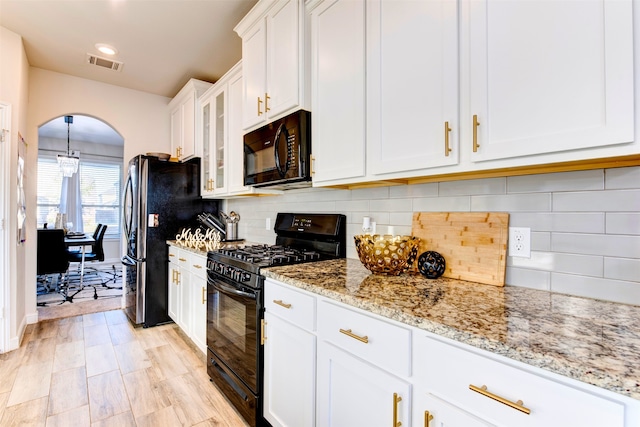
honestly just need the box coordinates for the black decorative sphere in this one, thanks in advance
[417,251,446,279]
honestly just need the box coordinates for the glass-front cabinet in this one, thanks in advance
[201,85,227,196]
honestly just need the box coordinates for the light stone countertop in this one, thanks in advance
[262,258,640,401]
[167,239,260,256]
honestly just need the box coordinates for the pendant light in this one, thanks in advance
[57,115,79,177]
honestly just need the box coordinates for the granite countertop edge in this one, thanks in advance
[262,267,640,401]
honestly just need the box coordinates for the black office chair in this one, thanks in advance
[36,229,70,303]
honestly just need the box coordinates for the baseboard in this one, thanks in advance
[8,314,29,352]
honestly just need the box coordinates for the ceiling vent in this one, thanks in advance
[86,53,123,72]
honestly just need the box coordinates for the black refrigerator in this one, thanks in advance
[121,155,217,327]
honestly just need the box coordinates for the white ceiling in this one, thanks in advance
[0,0,258,145]
[39,115,124,146]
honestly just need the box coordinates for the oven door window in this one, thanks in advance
[207,273,260,393]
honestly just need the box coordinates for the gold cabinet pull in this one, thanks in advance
[339,328,368,344]
[201,287,206,304]
[171,269,176,284]
[179,257,187,262]
[424,411,433,427]
[265,93,270,112]
[469,384,531,415]
[273,300,292,309]
[176,271,180,284]
[393,393,402,427]
[261,319,266,345]
[311,155,315,175]
[193,264,203,269]
[472,114,480,152]
[257,96,263,116]
[169,253,175,258]
[444,121,452,156]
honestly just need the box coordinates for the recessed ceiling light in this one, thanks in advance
[95,43,118,55]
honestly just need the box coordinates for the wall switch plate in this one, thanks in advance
[509,227,531,258]
[265,217,271,230]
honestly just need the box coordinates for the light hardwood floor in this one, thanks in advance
[0,310,250,427]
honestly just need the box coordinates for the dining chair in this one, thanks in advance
[36,229,70,300]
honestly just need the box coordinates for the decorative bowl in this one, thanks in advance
[354,234,421,276]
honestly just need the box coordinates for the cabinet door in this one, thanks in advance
[263,312,316,427]
[177,268,191,336]
[181,91,197,159]
[242,19,267,130]
[310,0,366,184]
[170,106,182,160]
[167,261,180,322]
[191,273,207,354]
[212,87,228,194]
[267,0,300,118]
[317,341,410,427]
[368,0,459,175]
[227,70,249,194]
[467,0,634,162]
[201,95,215,195]
[414,390,495,427]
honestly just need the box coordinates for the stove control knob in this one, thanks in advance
[242,273,251,282]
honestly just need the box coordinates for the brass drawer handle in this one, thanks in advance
[265,93,270,112]
[424,410,433,427]
[169,253,175,257]
[178,257,187,262]
[472,114,480,152]
[193,264,203,269]
[261,319,266,345]
[393,393,402,427]
[273,300,291,309]
[201,287,206,304]
[469,384,531,415]
[257,96,263,116]
[444,121,452,156]
[311,155,316,175]
[339,328,369,344]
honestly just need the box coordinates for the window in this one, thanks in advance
[37,157,121,238]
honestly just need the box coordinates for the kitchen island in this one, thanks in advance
[262,258,640,403]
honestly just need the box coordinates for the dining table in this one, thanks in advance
[64,233,95,285]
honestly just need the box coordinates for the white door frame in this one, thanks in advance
[0,102,11,353]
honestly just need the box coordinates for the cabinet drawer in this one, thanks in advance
[168,245,180,262]
[189,253,207,278]
[318,300,410,377]
[414,334,625,427]
[265,279,316,332]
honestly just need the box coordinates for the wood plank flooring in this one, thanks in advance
[0,310,250,427]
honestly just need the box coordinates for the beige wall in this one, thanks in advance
[0,26,30,350]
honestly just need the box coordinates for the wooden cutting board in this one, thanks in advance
[411,212,509,286]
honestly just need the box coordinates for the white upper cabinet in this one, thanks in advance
[466,0,634,163]
[367,0,459,176]
[169,79,212,161]
[235,0,306,131]
[308,0,366,184]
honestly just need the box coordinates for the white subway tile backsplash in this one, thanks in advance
[507,170,603,193]
[605,166,640,189]
[509,212,605,233]
[606,213,640,235]
[531,232,551,251]
[553,189,640,212]
[552,233,640,258]
[370,198,412,212]
[604,257,640,282]
[550,273,640,305]
[505,267,551,290]
[413,196,470,211]
[227,166,639,304]
[389,183,438,198]
[438,177,506,196]
[471,193,551,212]
[352,186,390,200]
[509,252,603,277]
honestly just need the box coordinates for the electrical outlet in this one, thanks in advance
[265,217,271,230]
[509,227,531,258]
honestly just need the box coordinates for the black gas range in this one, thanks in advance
[205,213,346,427]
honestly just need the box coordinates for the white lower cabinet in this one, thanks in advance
[316,341,411,427]
[166,245,207,354]
[263,279,317,427]
[264,278,638,427]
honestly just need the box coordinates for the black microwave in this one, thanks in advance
[244,110,311,188]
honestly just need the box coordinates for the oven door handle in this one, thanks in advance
[211,280,257,300]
